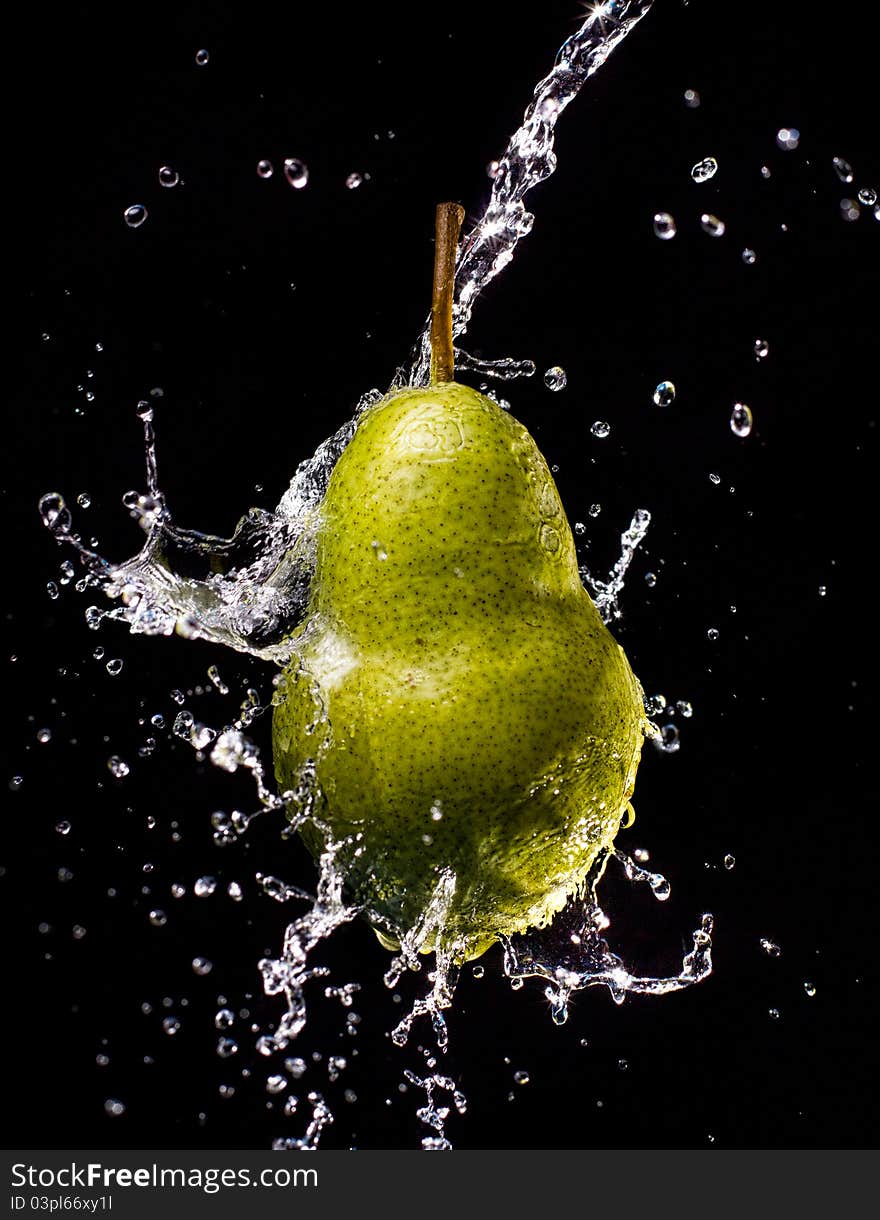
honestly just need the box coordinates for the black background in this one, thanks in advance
[3,0,877,1151]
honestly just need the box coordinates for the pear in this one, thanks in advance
[272,205,646,962]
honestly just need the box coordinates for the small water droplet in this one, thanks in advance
[803,981,816,997]
[760,937,782,957]
[653,211,676,240]
[818,585,827,597]
[676,700,693,718]
[55,820,71,835]
[709,472,721,485]
[741,247,757,265]
[760,165,772,179]
[840,198,861,222]
[104,1099,126,1117]
[723,854,735,870]
[644,571,657,587]
[588,503,601,518]
[266,1074,287,1095]
[76,492,91,507]
[105,658,123,676]
[857,187,877,206]
[215,1008,235,1029]
[655,724,680,754]
[653,380,676,407]
[256,159,274,179]
[691,156,718,183]
[195,48,209,66]
[46,581,59,600]
[486,160,501,179]
[284,158,309,189]
[513,1070,530,1085]
[832,156,853,184]
[162,1016,181,1035]
[730,402,753,437]
[345,172,364,189]
[192,956,213,975]
[707,627,720,641]
[753,338,769,361]
[700,213,725,237]
[543,366,567,391]
[39,492,71,533]
[768,1007,781,1020]
[123,205,147,229]
[684,88,700,108]
[148,909,167,927]
[216,1037,238,1058]
[776,127,800,151]
[158,166,180,188]
[590,420,610,439]
[617,1058,629,1071]
[194,876,217,897]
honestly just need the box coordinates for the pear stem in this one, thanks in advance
[430,201,465,385]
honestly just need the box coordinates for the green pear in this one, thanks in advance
[273,202,646,962]
[273,381,646,961]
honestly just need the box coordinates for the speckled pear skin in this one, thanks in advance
[273,384,646,961]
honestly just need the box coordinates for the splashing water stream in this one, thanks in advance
[39,0,716,1148]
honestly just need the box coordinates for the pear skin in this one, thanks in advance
[273,383,646,961]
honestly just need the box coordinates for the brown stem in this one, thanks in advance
[430,201,465,384]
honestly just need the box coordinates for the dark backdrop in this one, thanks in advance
[3,0,877,1150]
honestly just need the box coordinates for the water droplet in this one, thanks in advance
[162,1016,181,1035]
[723,854,735,870]
[803,981,816,997]
[573,521,586,536]
[818,585,828,597]
[857,187,877,206]
[741,247,756,265]
[760,937,782,957]
[123,205,147,229]
[760,165,772,180]
[645,693,667,716]
[700,213,725,237]
[148,909,167,927]
[652,211,676,240]
[105,658,123,676]
[195,48,209,66]
[107,755,129,778]
[676,700,693,718]
[644,571,657,588]
[194,876,217,897]
[768,1007,780,1020]
[617,1058,629,1071]
[486,160,500,179]
[691,156,718,183]
[158,166,180,188]
[345,172,363,189]
[840,198,861,222]
[832,156,853,184]
[192,956,213,975]
[39,492,71,533]
[256,159,273,179]
[588,503,601,518]
[683,88,700,108]
[104,1099,125,1117]
[215,1008,235,1029]
[653,380,676,407]
[730,402,753,438]
[709,472,721,485]
[513,1070,530,1085]
[46,581,59,600]
[753,338,769,361]
[590,420,610,439]
[776,127,800,151]
[707,627,720,641]
[543,366,567,391]
[216,1037,238,1058]
[55,820,70,835]
[266,1074,287,1094]
[284,158,309,189]
[655,724,680,754]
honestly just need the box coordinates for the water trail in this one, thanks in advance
[501,850,713,1024]
[583,508,653,622]
[409,0,657,384]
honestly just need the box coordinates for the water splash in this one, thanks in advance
[408,0,657,384]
